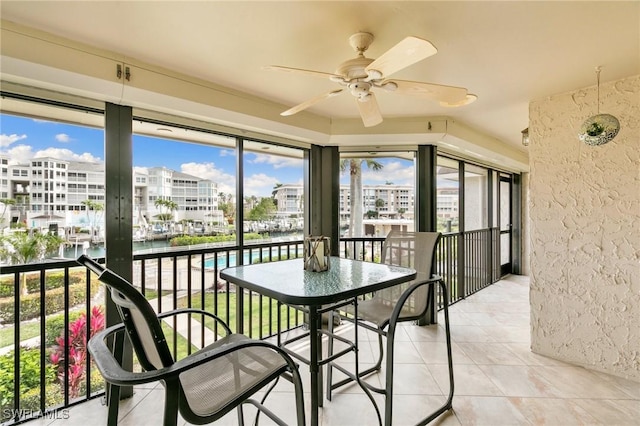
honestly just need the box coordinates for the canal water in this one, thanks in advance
[63,231,303,260]
[63,238,179,259]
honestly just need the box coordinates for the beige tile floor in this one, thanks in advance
[30,275,640,425]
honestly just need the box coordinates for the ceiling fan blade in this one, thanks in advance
[440,94,478,108]
[356,93,383,127]
[389,79,468,103]
[264,65,338,80]
[365,36,437,79]
[281,89,343,116]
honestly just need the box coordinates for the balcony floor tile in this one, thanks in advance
[47,275,639,425]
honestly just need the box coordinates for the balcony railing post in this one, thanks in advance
[12,272,20,423]
[457,232,466,299]
[236,250,245,334]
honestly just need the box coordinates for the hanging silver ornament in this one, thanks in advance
[578,67,621,146]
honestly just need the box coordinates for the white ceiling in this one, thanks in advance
[1,1,638,153]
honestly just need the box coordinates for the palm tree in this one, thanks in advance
[81,199,104,242]
[154,198,176,222]
[217,193,236,225]
[340,159,383,237]
[166,200,178,220]
[0,231,63,295]
[0,198,16,229]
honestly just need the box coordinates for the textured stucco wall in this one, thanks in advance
[529,74,640,381]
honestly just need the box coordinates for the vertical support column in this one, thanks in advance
[303,149,311,238]
[104,102,133,398]
[487,170,495,284]
[307,145,339,329]
[457,163,466,300]
[416,145,437,232]
[235,137,244,254]
[487,171,494,228]
[235,137,244,334]
[511,173,522,275]
[308,145,339,255]
[416,145,437,324]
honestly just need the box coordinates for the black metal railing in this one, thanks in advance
[339,237,385,262]
[435,228,501,309]
[0,229,501,424]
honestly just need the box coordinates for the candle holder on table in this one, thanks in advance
[303,235,330,272]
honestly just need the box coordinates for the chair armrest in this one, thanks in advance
[88,324,174,386]
[156,307,232,335]
[89,323,301,387]
[390,275,443,322]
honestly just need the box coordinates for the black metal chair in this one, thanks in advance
[78,255,305,426]
[326,231,454,425]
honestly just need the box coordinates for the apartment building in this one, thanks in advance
[134,167,221,225]
[0,156,221,229]
[274,183,459,223]
[271,183,303,218]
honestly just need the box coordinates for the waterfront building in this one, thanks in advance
[271,183,303,218]
[0,155,222,231]
[2,155,466,235]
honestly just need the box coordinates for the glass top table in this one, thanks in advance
[221,256,417,426]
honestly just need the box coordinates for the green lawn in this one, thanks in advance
[0,321,41,347]
[141,289,173,300]
[177,292,303,339]
[160,322,199,360]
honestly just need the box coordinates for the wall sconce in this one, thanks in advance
[521,128,529,146]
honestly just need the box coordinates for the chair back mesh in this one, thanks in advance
[378,230,440,320]
[99,270,174,371]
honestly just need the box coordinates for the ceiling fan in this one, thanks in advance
[265,32,477,127]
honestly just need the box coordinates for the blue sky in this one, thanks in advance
[1,114,415,196]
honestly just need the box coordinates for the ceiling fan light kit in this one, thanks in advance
[268,32,476,127]
[578,67,621,146]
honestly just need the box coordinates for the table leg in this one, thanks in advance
[308,305,320,426]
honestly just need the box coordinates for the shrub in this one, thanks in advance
[26,272,83,294]
[79,370,105,396]
[0,280,100,323]
[0,271,85,298]
[19,382,63,416]
[170,233,263,246]
[0,347,57,420]
[49,306,105,399]
[45,310,86,346]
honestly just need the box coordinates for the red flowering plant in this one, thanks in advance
[49,306,105,398]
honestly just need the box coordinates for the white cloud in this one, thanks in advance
[55,133,71,143]
[3,145,33,165]
[219,149,236,157]
[249,153,303,169]
[34,148,101,163]
[362,161,414,185]
[0,133,27,148]
[244,173,280,197]
[2,144,102,164]
[180,162,235,195]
